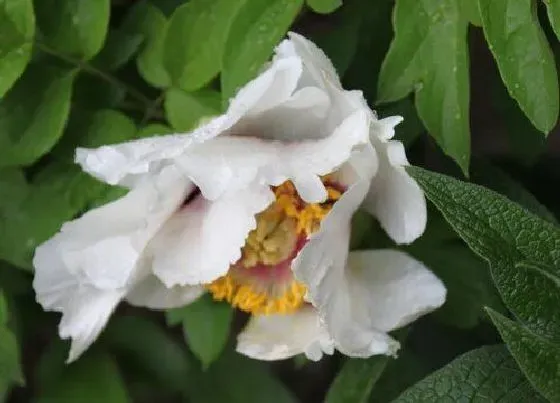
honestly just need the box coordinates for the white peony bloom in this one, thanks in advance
[32,33,445,363]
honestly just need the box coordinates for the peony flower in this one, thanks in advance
[33,33,445,363]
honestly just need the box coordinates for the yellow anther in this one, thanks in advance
[206,178,343,315]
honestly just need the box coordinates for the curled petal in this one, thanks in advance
[151,185,275,287]
[363,139,426,244]
[76,55,303,187]
[176,108,370,203]
[33,167,189,361]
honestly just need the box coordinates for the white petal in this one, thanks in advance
[371,116,404,141]
[236,307,334,361]
[176,108,370,203]
[346,250,446,331]
[282,32,341,89]
[293,179,404,357]
[151,185,275,287]
[75,116,234,187]
[33,167,189,361]
[76,54,303,187]
[125,273,204,309]
[230,55,303,116]
[60,287,124,362]
[233,87,331,142]
[363,140,426,244]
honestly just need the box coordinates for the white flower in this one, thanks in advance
[32,33,445,363]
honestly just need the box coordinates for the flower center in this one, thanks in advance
[206,178,342,315]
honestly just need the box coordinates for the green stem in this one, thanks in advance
[35,41,153,107]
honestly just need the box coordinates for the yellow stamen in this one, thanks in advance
[206,178,342,315]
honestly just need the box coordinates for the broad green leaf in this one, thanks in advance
[167,294,232,369]
[0,328,23,387]
[478,0,559,133]
[325,356,389,403]
[0,164,106,269]
[461,0,482,26]
[408,244,505,329]
[33,0,110,60]
[487,309,560,402]
[393,345,546,402]
[92,29,144,71]
[72,74,125,109]
[544,0,560,41]
[0,291,22,388]
[164,0,245,91]
[164,88,221,131]
[122,0,170,88]
[0,64,75,168]
[190,350,297,403]
[378,0,470,174]
[407,166,560,343]
[471,161,557,224]
[36,353,129,403]
[137,123,172,137]
[105,315,196,394]
[0,0,34,98]
[221,0,303,102]
[306,0,342,14]
[58,109,137,155]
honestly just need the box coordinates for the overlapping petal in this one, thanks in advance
[236,306,334,361]
[150,185,275,287]
[33,166,190,361]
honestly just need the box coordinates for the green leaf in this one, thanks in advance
[36,352,129,403]
[59,109,137,155]
[325,356,389,403]
[393,345,546,402]
[164,0,245,91]
[0,64,75,168]
[0,327,23,387]
[306,0,342,14]
[408,244,505,329]
[478,0,559,133]
[471,161,557,224]
[407,166,560,343]
[34,0,110,60]
[222,0,303,102]
[164,88,222,131]
[378,0,470,175]
[166,294,232,369]
[92,28,144,71]
[0,0,34,98]
[544,0,560,41]
[122,0,170,88]
[461,0,482,26]
[105,315,196,394]
[0,164,107,269]
[190,350,297,403]
[0,292,22,388]
[137,123,173,137]
[487,309,560,402]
